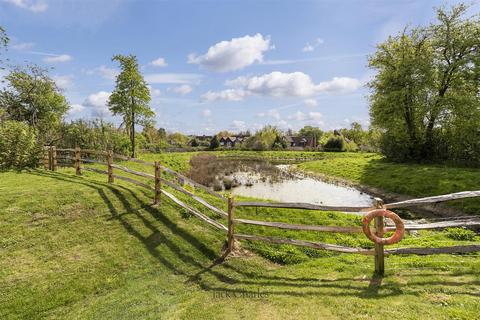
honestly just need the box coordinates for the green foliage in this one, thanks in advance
[298,125,323,146]
[58,119,143,156]
[245,125,282,151]
[108,54,154,157]
[323,136,345,151]
[0,120,40,169]
[190,138,199,147]
[271,134,286,149]
[167,132,189,147]
[369,4,480,164]
[445,228,477,241]
[209,135,219,149]
[0,65,69,144]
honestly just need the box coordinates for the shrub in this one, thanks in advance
[445,228,477,241]
[323,136,345,152]
[223,177,233,190]
[213,180,223,191]
[0,120,40,169]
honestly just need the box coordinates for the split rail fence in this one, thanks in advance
[44,146,480,275]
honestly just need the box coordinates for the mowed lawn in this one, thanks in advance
[1,164,480,319]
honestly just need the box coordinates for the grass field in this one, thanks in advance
[1,151,480,319]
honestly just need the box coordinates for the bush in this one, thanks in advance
[323,136,345,152]
[445,228,477,241]
[0,120,40,169]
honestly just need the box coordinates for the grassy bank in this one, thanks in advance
[297,153,480,214]
[1,166,480,319]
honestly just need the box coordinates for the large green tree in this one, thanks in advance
[298,125,323,147]
[0,65,69,144]
[108,54,154,158]
[369,4,480,162]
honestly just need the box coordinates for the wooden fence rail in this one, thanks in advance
[44,146,480,276]
[49,146,228,233]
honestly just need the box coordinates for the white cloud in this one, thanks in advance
[11,41,35,50]
[68,104,85,115]
[288,111,323,126]
[43,54,72,63]
[145,73,203,84]
[257,108,280,120]
[147,85,161,97]
[168,84,193,95]
[316,77,361,93]
[288,111,307,121]
[302,44,314,52]
[98,65,118,80]
[302,38,324,52]
[53,75,73,90]
[201,109,211,117]
[3,0,47,12]
[304,98,318,107]
[204,72,361,101]
[231,120,246,131]
[83,91,111,117]
[188,33,272,72]
[200,88,248,102]
[150,57,167,67]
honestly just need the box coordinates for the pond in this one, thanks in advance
[231,165,374,207]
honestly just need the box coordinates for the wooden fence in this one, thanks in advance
[45,146,480,275]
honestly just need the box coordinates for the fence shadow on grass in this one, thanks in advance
[30,169,480,299]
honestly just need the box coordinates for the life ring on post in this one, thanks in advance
[362,209,405,245]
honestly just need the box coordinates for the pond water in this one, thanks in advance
[231,165,374,207]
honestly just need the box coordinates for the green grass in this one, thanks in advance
[1,164,480,319]
[298,153,480,214]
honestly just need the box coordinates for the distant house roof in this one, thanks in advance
[283,135,314,147]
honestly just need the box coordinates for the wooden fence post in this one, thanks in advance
[43,147,49,170]
[75,146,82,176]
[107,150,114,183]
[154,161,161,205]
[374,197,385,275]
[51,146,57,171]
[227,196,235,253]
[48,146,53,170]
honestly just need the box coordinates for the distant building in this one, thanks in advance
[283,135,317,149]
[219,136,246,148]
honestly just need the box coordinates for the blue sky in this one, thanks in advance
[1,0,475,134]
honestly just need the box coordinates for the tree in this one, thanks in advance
[0,120,40,169]
[245,125,282,151]
[369,4,480,162]
[298,125,323,147]
[340,122,366,145]
[168,132,189,147]
[108,54,154,158]
[272,135,286,149]
[209,135,220,149]
[0,65,69,144]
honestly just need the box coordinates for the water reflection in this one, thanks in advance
[231,165,374,207]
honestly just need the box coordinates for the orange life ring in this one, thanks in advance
[362,209,405,245]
